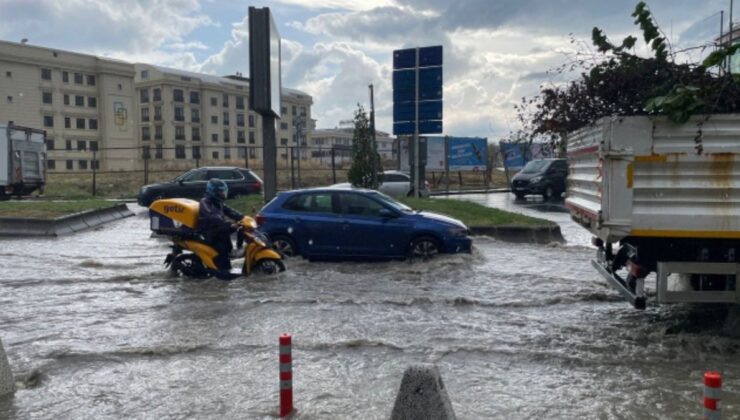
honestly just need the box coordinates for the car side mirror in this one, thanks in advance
[379,208,396,218]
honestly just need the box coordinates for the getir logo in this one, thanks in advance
[164,205,185,214]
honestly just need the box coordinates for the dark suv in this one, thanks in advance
[137,166,262,206]
[511,158,568,200]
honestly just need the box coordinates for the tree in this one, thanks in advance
[347,104,382,188]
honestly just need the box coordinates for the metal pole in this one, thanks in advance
[369,83,378,188]
[722,10,726,74]
[731,0,735,74]
[290,146,295,189]
[414,48,420,198]
[262,115,277,202]
[244,147,249,169]
[92,150,97,197]
[445,135,450,195]
[331,147,336,184]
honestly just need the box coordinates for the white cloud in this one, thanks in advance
[273,0,394,11]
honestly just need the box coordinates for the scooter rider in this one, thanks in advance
[197,178,244,272]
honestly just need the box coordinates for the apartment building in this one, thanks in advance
[134,64,313,169]
[311,126,396,164]
[0,40,137,171]
[0,40,314,172]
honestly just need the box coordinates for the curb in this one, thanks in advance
[0,337,14,397]
[430,188,510,196]
[0,203,134,237]
[470,224,564,244]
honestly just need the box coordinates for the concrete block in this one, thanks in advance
[0,338,15,397]
[390,364,456,420]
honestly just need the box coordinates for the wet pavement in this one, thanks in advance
[1,200,739,419]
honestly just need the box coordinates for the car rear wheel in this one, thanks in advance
[543,185,554,201]
[409,236,440,261]
[271,236,298,257]
[514,192,525,200]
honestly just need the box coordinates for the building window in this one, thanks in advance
[175,107,185,122]
[75,95,84,107]
[211,133,218,143]
[5,71,10,78]
[192,146,201,159]
[74,72,83,84]
[141,107,150,122]
[140,70,149,79]
[76,118,85,129]
[211,96,218,106]
[223,129,230,143]
[77,140,87,151]
[249,148,256,158]
[191,109,200,123]
[211,115,218,124]
[47,160,56,170]
[62,71,68,83]
[66,160,73,170]
[87,75,96,86]
[237,113,245,127]
[223,112,230,125]
[175,145,186,159]
[280,122,289,130]
[212,151,219,159]
[153,88,161,101]
[155,125,162,140]
[64,95,70,106]
[46,139,55,150]
[222,94,229,107]
[238,147,246,159]
[237,130,245,143]
[192,127,201,141]
[224,146,231,159]
[41,68,51,80]
[142,127,151,141]
[280,138,288,145]
[281,106,287,115]
[90,141,98,151]
[65,140,72,150]
[175,126,185,140]
[65,117,71,129]
[78,160,88,170]
[42,92,52,104]
[300,107,306,116]
[92,160,99,170]
[154,106,162,121]
[140,89,149,103]
[249,131,255,144]
[142,145,151,159]
[236,96,245,110]
[292,105,296,116]
[43,116,53,127]
[173,89,184,102]
[88,97,97,108]
[248,114,255,127]
[6,96,12,104]
[89,119,98,130]
[155,145,163,159]
[190,91,200,104]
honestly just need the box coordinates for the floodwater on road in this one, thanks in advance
[1,202,739,419]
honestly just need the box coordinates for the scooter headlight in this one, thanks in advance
[173,220,182,228]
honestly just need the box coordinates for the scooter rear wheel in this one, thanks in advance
[254,258,286,275]
[171,254,209,278]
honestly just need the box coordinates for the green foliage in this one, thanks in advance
[347,105,382,189]
[703,43,740,68]
[631,1,668,61]
[644,85,704,124]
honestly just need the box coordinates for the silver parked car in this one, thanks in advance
[330,170,430,197]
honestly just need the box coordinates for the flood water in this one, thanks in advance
[1,200,739,419]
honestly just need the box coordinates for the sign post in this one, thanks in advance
[393,45,443,198]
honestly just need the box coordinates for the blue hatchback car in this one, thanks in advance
[256,188,472,260]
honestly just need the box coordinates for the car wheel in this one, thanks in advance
[543,185,554,201]
[272,235,298,257]
[409,236,440,261]
[514,192,525,200]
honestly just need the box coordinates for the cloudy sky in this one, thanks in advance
[0,0,730,138]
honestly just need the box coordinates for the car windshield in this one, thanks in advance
[522,160,550,173]
[372,191,413,213]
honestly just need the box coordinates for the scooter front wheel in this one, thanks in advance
[253,258,286,275]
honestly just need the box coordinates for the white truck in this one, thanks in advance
[0,123,47,200]
[566,115,740,309]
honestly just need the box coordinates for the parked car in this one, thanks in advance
[510,158,567,200]
[256,188,471,260]
[137,166,262,206]
[330,170,431,197]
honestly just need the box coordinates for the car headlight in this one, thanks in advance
[529,176,542,183]
[448,227,468,237]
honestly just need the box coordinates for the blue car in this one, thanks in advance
[256,188,472,260]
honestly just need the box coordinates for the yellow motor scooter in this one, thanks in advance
[149,198,285,279]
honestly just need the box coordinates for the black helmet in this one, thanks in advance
[206,178,228,201]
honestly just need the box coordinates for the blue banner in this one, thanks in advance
[499,141,554,171]
[448,137,487,171]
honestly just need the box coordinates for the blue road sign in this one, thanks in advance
[419,46,443,67]
[419,85,442,101]
[393,103,414,122]
[393,48,416,69]
[419,101,442,120]
[394,121,415,135]
[393,69,415,89]
[419,120,443,134]
[393,88,415,103]
[419,67,442,83]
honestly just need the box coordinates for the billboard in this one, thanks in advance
[249,7,281,118]
[448,137,487,171]
[400,137,445,171]
[499,141,554,171]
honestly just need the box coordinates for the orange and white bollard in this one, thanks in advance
[703,371,722,420]
[279,333,294,417]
